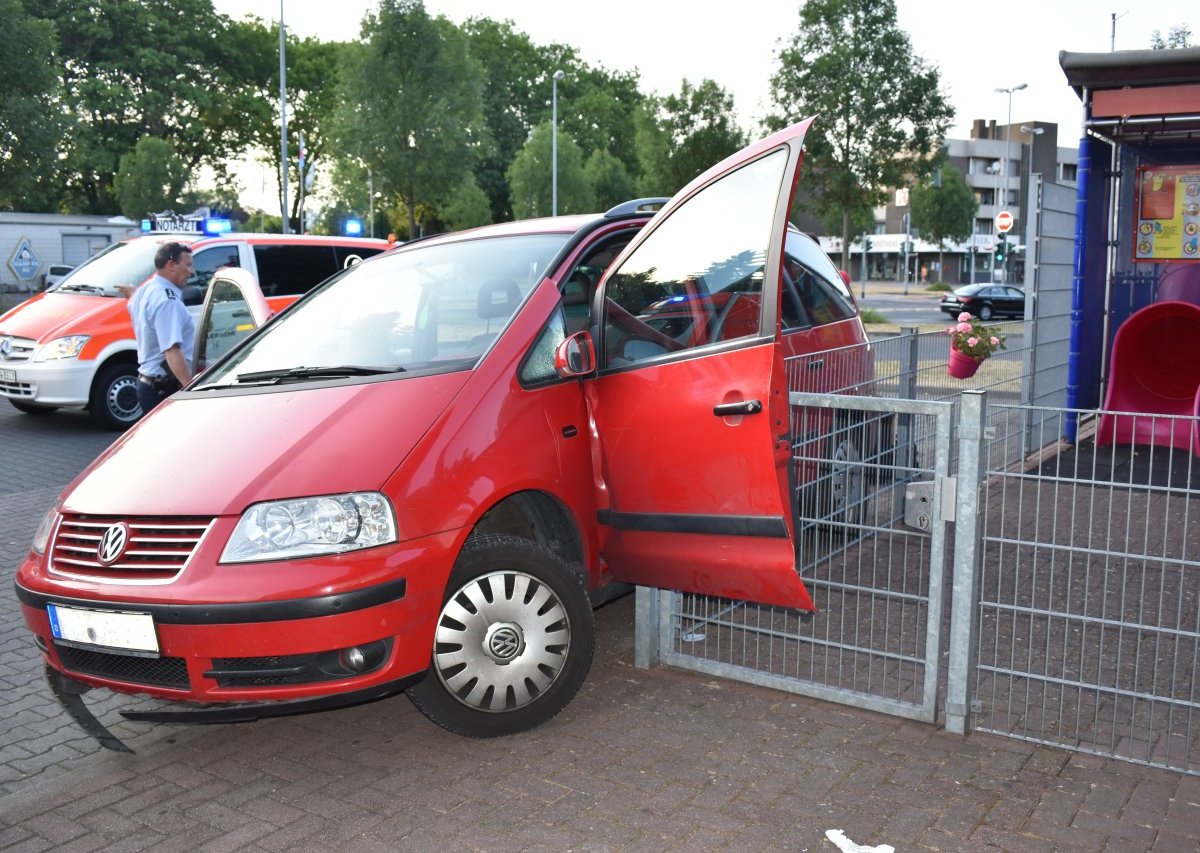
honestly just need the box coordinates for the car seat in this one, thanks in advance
[469,277,521,350]
[562,270,592,334]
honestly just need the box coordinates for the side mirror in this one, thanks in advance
[181,285,203,306]
[554,331,596,378]
[839,269,852,287]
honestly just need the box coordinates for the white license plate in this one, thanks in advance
[0,368,15,382]
[48,604,159,654]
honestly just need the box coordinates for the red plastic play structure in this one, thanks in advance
[1096,300,1200,453]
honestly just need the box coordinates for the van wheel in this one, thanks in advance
[979,303,994,321]
[89,363,142,430]
[10,401,58,415]
[801,433,865,531]
[407,534,594,738]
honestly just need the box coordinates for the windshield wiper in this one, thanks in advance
[234,364,404,384]
[58,284,105,294]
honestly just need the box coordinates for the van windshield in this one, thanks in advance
[55,239,166,296]
[196,232,569,388]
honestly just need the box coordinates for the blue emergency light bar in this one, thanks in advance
[344,218,364,237]
[202,217,232,235]
[140,219,152,232]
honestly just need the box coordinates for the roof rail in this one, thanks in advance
[603,197,670,218]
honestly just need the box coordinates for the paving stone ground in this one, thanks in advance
[2,380,1198,851]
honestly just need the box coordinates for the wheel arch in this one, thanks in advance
[88,349,138,399]
[467,489,587,585]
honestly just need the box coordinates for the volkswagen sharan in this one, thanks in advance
[0,232,388,428]
[16,121,882,742]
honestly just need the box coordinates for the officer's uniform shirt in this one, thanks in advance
[129,274,195,379]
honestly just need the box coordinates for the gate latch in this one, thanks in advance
[903,477,956,529]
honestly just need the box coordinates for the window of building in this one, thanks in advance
[1061,163,1078,182]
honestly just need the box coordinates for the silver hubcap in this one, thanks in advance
[107,375,142,422]
[433,570,571,713]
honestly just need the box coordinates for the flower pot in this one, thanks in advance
[948,347,983,379]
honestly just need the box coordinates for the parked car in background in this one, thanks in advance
[16,120,885,745]
[0,233,388,428]
[44,264,75,290]
[940,283,1026,321]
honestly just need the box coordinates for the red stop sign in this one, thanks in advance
[996,211,1014,233]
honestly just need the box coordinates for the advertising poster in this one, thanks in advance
[1134,165,1200,263]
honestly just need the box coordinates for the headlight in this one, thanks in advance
[31,501,61,555]
[221,491,397,563]
[34,335,90,361]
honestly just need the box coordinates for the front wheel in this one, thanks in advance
[406,534,594,738]
[89,362,142,430]
[979,303,994,321]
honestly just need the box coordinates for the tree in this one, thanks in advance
[911,163,977,282]
[114,136,187,219]
[1150,24,1193,48]
[336,0,485,239]
[769,0,953,270]
[439,175,493,231]
[507,122,592,219]
[0,0,63,210]
[585,148,635,210]
[637,79,748,197]
[22,0,272,213]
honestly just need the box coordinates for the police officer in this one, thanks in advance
[128,242,196,416]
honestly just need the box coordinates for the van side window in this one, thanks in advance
[188,247,240,293]
[519,306,568,386]
[195,278,255,371]
[253,245,337,296]
[782,231,855,328]
[334,245,385,270]
[600,151,784,368]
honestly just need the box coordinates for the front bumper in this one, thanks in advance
[0,358,94,406]
[15,529,460,705]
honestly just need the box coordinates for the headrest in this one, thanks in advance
[563,271,591,306]
[477,278,520,319]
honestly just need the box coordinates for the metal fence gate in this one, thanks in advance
[634,393,954,722]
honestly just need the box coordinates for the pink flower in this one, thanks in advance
[990,336,999,346]
[958,312,971,322]
[968,337,979,347]
[956,322,972,333]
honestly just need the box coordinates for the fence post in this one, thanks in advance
[945,390,988,734]
[634,586,662,669]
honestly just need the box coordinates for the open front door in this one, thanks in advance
[589,120,815,610]
[193,268,271,375]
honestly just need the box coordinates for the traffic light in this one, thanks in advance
[995,237,1006,264]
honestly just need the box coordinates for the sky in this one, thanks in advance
[212,0,1197,210]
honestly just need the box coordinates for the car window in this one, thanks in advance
[782,230,856,328]
[253,245,339,296]
[54,238,166,296]
[188,246,241,293]
[520,306,568,386]
[195,278,256,372]
[334,245,384,271]
[600,150,786,368]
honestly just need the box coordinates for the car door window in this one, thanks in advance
[195,278,257,371]
[187,246,241,294]
[782,231,856,328]
[253,245,337,296]
[600,150,786,368]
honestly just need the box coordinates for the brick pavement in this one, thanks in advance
[3,402,1200,851]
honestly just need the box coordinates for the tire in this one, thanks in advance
[406,534,594,738]
[89,362,142,430]
[979,303,994,321]
[800,429,866,531]
[9,400,58,415]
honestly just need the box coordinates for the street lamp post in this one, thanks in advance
[551,69,564,217]
[994,83,1027,283]
[279,0,289,234]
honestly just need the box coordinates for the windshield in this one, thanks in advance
[55,238,168,296]
[196,232,569,388]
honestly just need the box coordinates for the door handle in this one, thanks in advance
[713,400,763,417]
[807,359,825,370]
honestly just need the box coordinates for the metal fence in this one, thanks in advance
[634,331,1200,776]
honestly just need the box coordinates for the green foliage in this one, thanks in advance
[926,281,952,292]
[1150,24,1193,48]
[439,175,493,231]
[636,79,747,196]
[911,162,976,247]
[22,0,270,213]
[336,0,485,239]
[114,136,187,220]
[507,122,593,219]
[858,307,889,324]
[768,0,953,269]
[585,148,635,211]
[0,0,62,210]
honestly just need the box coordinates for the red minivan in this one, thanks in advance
[16,121,876,741]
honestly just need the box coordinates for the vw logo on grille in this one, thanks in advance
[96,522,130,566]
[488,626,521,661]
[0,337,11,359]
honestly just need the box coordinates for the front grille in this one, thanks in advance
[0,334,36,363]
[0,378,34,397]
[56,643,190,689]
[50,514,214,582]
